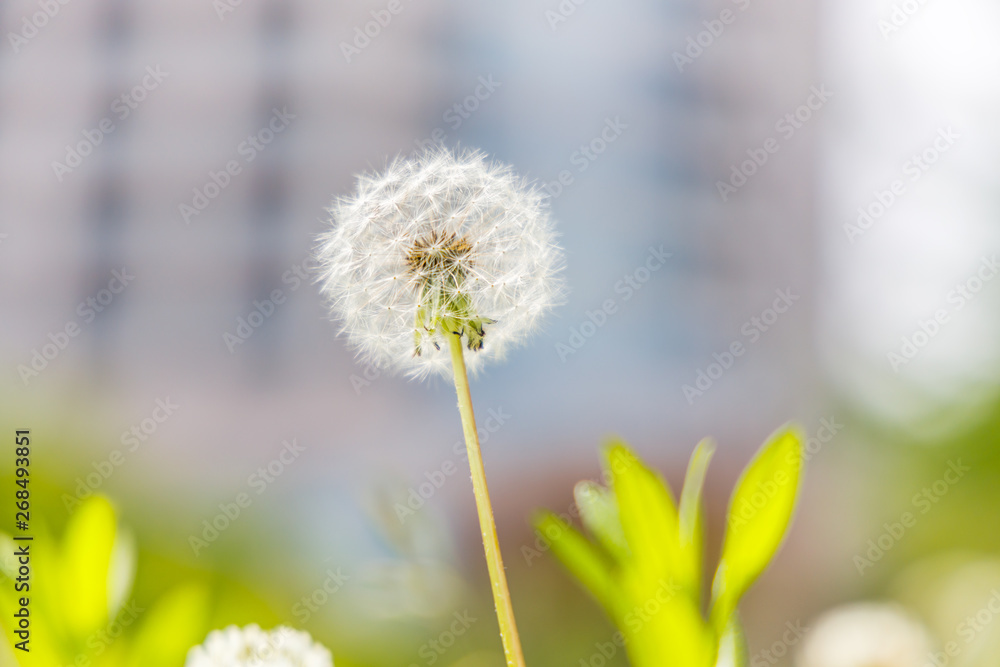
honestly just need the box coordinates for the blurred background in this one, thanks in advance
[1,0,999,665]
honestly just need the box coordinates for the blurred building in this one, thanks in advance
[0,0,829,583]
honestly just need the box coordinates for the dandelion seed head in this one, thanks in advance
[316,147,564,378]
[185,625,333,667]
[795,603,934,667]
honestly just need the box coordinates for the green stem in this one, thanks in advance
[447,332,526,667]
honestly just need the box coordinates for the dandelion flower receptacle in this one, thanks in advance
[316,147,564,667]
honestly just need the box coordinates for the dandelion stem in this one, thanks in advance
[447,331,526,667]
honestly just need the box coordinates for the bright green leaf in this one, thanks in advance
[574,481,628,562]
[127,583,211,667]
[61,496,118,640]
[533,512,617,611]
[621,578,715,667]
[108,526,137,618]
[2,523,76,665]
[0,533,15,579]
[25,518,72,654]
[710,426,804,634]
[604,441,681,587]
[716,613,750,667]
[677,438,715,599]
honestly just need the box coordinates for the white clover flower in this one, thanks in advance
[316,147,563,378]
[795,603,935,667]
[185,625,333,667]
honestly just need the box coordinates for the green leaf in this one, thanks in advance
[716,613,750,667]
[619,574,715,667]
[574,480,628,562]
[0,533,15,579]
[61,495,118,640]
[127,583,211,667]
[677,438,715,599]
[19,516,72,655]
[604,441,681,588]
[533,511,617,611]
[710,426,804,634]
[108,526,137,617]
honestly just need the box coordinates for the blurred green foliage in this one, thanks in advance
[0,496,212,667]
[534,427,805,667]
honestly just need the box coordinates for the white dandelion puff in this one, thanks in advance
[795,603,935,667]
[185,624,333,667]
[315,147,564,378]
